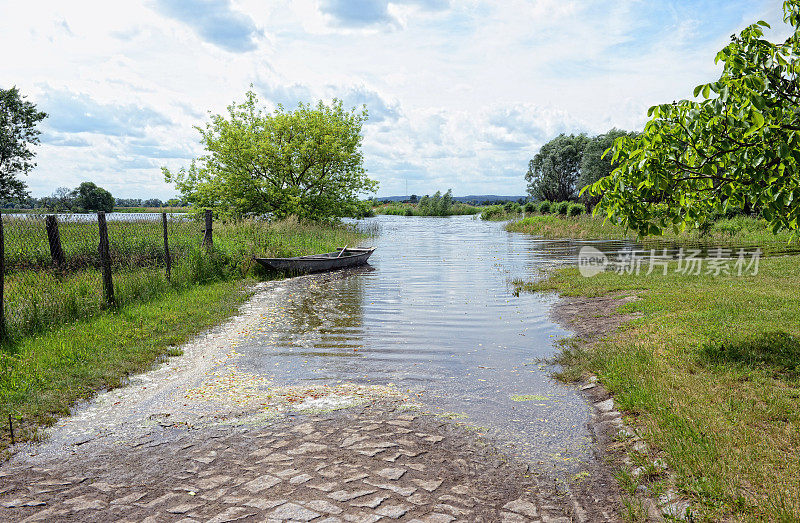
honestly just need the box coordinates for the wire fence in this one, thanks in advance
[0,210,211,341]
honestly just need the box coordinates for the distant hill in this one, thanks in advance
[375,195,527,204]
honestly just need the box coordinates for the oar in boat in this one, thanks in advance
[336,245,348,258]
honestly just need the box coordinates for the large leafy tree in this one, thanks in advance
[164,91,378,220]
[526,133,589,202]
[588,1,800,236]
[0,87,47,200]
[72,181,114,212]
[578,129,638,209]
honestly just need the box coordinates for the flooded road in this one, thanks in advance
[236,215,600,472]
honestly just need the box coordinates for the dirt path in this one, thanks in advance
[1,279,624,522]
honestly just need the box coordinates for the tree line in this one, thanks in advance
[525,129,638,208]
[1,185,188,212]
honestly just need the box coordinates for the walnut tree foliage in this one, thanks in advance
[578,129,638,208]
[163,91,378,220]
[0,87,47,201]
[587,0,800,236]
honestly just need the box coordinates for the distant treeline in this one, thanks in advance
[373,194,527,206]
[1,193,189,211]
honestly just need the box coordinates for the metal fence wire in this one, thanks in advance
[0,210,210,340]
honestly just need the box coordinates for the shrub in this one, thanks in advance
[555,201,570,215]
[523,202,537,213]
[538,201,551,214]
[404,207,414,216]
[503,201,521,213]
[568,203,586,216]
[480,205,506,220]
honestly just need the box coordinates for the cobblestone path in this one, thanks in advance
[0,403,617,522]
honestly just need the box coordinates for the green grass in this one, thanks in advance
[0,278,253,452]
[506,213,799,248]
[515,256,800,520]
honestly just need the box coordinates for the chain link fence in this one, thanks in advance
[0,210,211,340]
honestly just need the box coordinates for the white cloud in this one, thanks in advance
[0,0,789,199]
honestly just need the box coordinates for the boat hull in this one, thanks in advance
[254,248,375,274]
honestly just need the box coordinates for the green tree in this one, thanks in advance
[0,87,47,200]
[526,133,590,202]
[437,189,453,216]
[72,182,114,212]
[578,129,637,209]
[163,91,378,220]
[588,1,800,236]
[42,186,75,212]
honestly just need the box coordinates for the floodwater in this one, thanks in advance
[236,215,604,473]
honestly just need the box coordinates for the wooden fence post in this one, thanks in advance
[0,214,5,341]
[202,209,213,249]
[45,215,66,269]
[97,212,115,307]
[162,212,171,282]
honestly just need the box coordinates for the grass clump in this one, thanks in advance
[516,255,800,520]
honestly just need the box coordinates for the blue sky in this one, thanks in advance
[0,0,789,199]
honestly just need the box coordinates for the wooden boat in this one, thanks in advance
[254,247,375,273]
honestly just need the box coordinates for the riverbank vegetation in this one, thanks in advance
[376,190,482,216]
[515,255,800,520]
[506,213,798,248]
[511,3,800,518]
[3,217,367,341]
[480,200,587,221]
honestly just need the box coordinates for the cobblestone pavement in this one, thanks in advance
[0,402,618,522]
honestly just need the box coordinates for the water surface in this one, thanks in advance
[236,215,599,473]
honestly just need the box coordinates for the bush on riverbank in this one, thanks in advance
[515,255,800,520]
[479,200,587,221]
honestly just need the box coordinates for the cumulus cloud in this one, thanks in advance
[256,81,401,124]
[339,86,402,123]
[319,0,450,28]
[152,0,262,52]
[39,89,172,138]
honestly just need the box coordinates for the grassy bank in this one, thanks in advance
[1,279,253,452]
[506,214,798,247]
[516,256,800,520]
